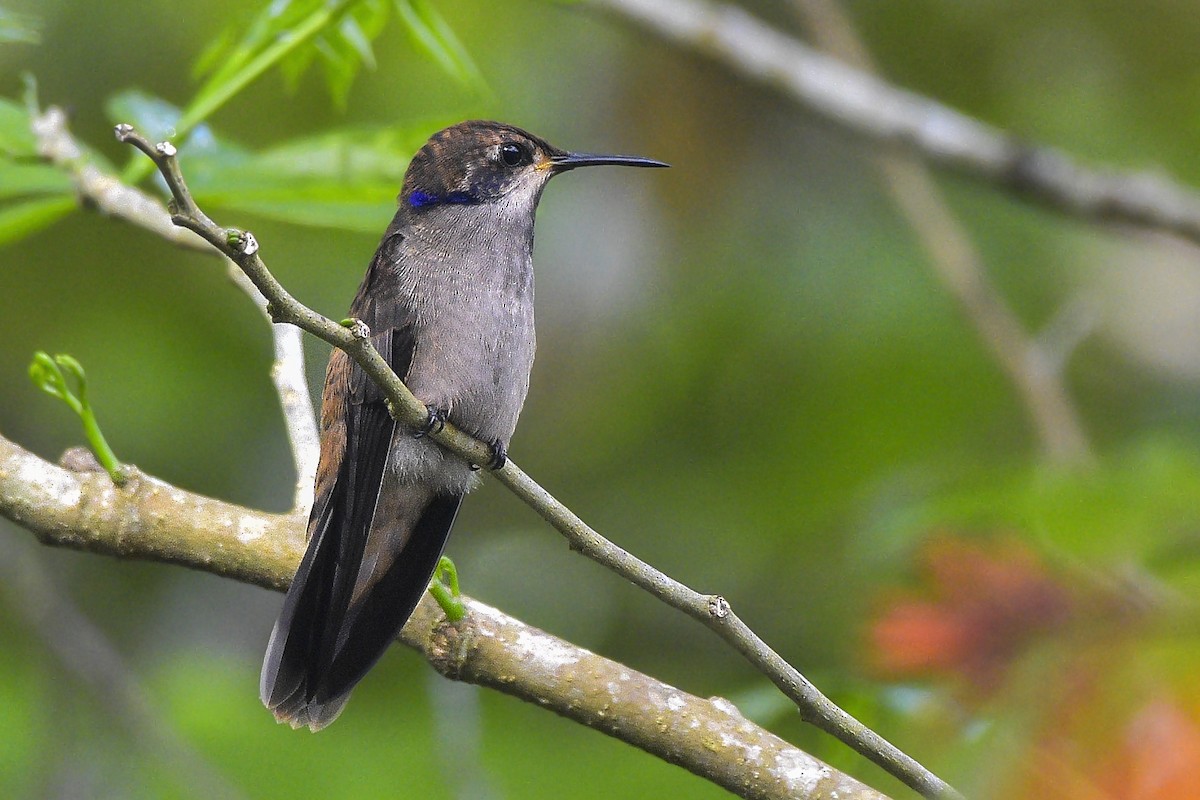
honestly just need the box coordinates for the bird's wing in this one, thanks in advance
[261,229,462,729]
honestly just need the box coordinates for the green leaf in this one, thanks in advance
[28,351,73,409]
[118,0,482,189]
[429,556,465,621]
[0,97,35,157]
[188,0,357,126]
[0,196,74,247]
[114,0,483,188]
[197,0,325,90]
[53,355,87,395]
[394,0,486,91]
[191,25,236,83]
[0,7,41,45]
[339,10,378,69]
[278,38,319,93]
[313,30,361,108]
[310,0,389,106]
[182,124,437,231]
[256,126,420,176]
[0,161,72,200]
[199,189,398,232]
[28,351,127,485]
[122,0,361,185]
[105,90,184,143]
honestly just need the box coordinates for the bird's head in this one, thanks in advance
[400,120,667,213]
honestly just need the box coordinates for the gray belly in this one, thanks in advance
[388,284,535,492]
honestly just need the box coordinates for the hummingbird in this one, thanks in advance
[260,120,667,730]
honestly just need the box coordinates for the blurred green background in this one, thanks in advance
[5,1,1200,798]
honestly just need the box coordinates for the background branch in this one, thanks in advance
[33,107,319,514]
[591,0,1200,248]
[114,124,959,800]
[33,106,209,252]
[229,267,319,515]
[790,0,1092,464]
[0,537,248,800]
[0,431,889,800]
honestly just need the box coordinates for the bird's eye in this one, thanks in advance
[500,142,529,167]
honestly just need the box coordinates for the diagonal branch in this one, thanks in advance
[111,123,960,799]
[590,0,1200,248]
[0,431,888,800]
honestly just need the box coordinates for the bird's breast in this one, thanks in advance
[399,240,537,446]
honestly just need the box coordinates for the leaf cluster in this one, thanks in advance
[0,0,487,247]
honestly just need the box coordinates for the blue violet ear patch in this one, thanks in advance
[409,190,478,208]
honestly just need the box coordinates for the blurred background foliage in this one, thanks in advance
[3,0,1200,797]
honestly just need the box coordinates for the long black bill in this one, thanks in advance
[550,151,670,172]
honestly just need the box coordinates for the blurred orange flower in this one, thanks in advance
[868,534,1200,799]
[1103,700,1200,800]
[1016,698,1200,800]
[869,536,1074,692]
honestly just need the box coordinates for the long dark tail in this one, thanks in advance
[260,405,462,730]
[260,490,462,730]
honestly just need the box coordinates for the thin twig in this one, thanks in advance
[33,107,319,515]
[34,107,209,251]
[0,432,889,800]
[226,267,319,514]
[790,0,1091,464]
[113,124,961,799]
[589,0,1200,249]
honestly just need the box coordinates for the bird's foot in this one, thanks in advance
[414,405,447,439]
[486,439,508,470]
[469,439,506,471]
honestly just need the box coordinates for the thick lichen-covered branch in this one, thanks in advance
[0,431,888,800]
